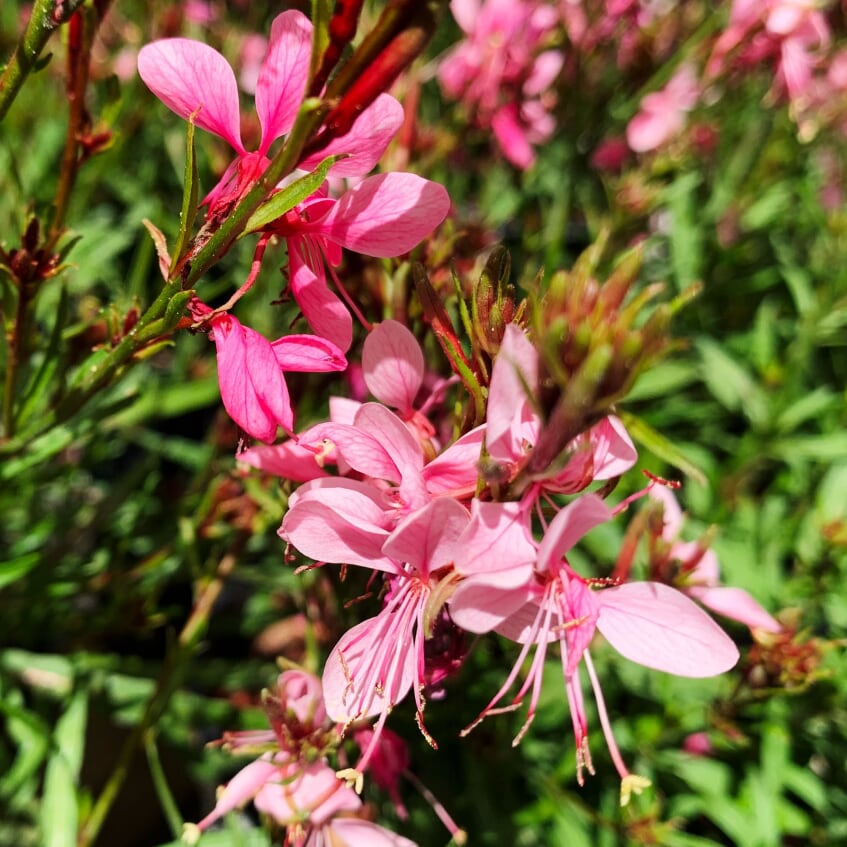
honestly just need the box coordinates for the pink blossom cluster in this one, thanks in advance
[185,670,420,846]
[238,321,776,804]
[437,0,564,169]
[137,10,450,442]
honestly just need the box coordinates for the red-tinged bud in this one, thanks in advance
[309,0,367,98]
[744,620,825,691]
[471,245,525,356]
[306,0,447,156]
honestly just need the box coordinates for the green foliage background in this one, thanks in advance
[1,2,846,846]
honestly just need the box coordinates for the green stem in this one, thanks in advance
[0,0,86,123]
[76,548,239,847]
[182,97,328,288]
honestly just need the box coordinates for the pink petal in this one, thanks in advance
[687,586,782,633]
[271,333,347,372]
[454,500,536,584]
[382,498,470,576]
[137,39,244,152]
[353,403,424,478]
[212,315,292,442]
[492,104,536,170]
[486,324,539,463]
[196,757,278,830]
[320,173,450,257]
[536,494,613,574]
[305,419,401,482]
[299,94,404,177]
[450,581,535,634]
[237,441,329,482]
[323,616,416,722]
[449,0,480,33]
[287,237,353,352]
[649,484,684,538]
[362,320,424,411]
[596,582,740,677]
[255,10,312,154]
[423,425,485,496]
[326,818,418,847]
[280,494,394,570]
[590,415,638,479]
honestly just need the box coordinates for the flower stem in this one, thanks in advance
[0,0,86,123]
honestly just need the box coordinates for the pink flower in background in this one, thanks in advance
[450,494,739,785]
[627,64,700,152]
[138,10,403,212]
[438,0,563,168]
[649,486,782,633]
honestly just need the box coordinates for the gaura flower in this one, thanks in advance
[137,10,403,212]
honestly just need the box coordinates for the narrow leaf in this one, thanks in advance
[242,154,344,234]
[620,411,707,485]
[42,685,88,847]
[170,112,200,274]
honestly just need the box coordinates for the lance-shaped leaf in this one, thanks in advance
[242,154,346,234]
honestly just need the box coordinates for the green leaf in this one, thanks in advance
[242,154,345,234]
[664,172,703,292]
[170,112,200,274]
[41,685,88,847]
[696,337,770,429]
[619,411,707,485]
[0,552,40,590]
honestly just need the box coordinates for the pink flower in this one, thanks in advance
[450,494,739,785]
[649,486,782,633]
[270,176,450,352]
[137,11,403,212]
[320,498,471,769]
[209,312,346,443]
[438,0,563,168]
[627,64,700,153]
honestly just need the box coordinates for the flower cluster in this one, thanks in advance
[241,320,757,806]
[134,6,784,842]
[138,10,450,441]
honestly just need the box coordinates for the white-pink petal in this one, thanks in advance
[687,585,782,633]
[536,494,613,574]
[271,333,347,372]
[326,818,418,847]
[362,320,424,411]
[382,498,469,576]
[596,582,740,677]
[138,39,244,152]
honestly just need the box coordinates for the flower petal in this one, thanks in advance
[362,320,424,412]
[255,10,312,153]
[288,237,353,352]
[271,333,348,372]
[320,173,450,257]
[299,94,404,177]
[138,39,244,152]
[212,315,292,442]
[597,582,740,677]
